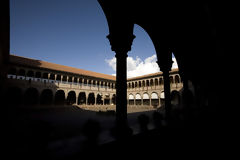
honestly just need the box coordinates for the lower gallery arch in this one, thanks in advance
[96,93,103,105]
[67,91,76,105]
[151,92,159,107]
[40,89,53,105]
[87,93,95,105]
[55,90,65,105]
[135,93,142,105]
[24,87,39,105]
[111,94,116,105]
[78,92,86,105]
[129,94,134,105]
[104,93,110,105]
[6,87,22,105]
[143,93,150,105]
[171,90,181,107]
[160,91,165,106]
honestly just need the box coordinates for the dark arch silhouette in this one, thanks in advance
[23,88,39,105]
[54,90,65,105]
[88,93,95,105]
[40,89,53,105]
[111,94,116,105]
[8,68,17,75]
[171,90,181,107]
[96,94,103,105]
[5,87,22,105]
[67,91,76,105]
[78,92,86,105]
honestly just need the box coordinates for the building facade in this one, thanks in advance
[5,55,183,111]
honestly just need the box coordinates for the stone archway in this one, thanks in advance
[129,94,134,105]
[40,89,53,105]
[143,93,150,105]
[24,88,39,105]
[96,93,103,105]
[55,90,65,105]
[151,92,159,107]
[78,92,86,105]
[111,94,116,105]
[88,93,95,105]
[135,93,142,105]
[67,91,76,105]
[5,87,22,105]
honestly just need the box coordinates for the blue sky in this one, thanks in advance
[10,0,177,77]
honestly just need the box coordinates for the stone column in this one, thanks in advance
[157,48,173,120]
[107,34,135,128]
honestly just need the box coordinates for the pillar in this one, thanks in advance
[157,48,173,120]
[107,34,135,127]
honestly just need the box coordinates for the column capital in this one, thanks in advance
[156,48,173,72]
[107,34,135,53]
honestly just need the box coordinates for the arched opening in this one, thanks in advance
[8,68,17,75]
[150,79,154,86]
[67,91,76,105]
[56,74,61,81]
[111,94,116,105]
[62,75,67,83]
[5,87,22,105]
[7,68,17,79]
[18,69,25,79]
[135,93,142,105]
[159,78,163,85]
[146,80,150,87]
[170,76,174,84]
[175,75,180,83]
[18,69,25,76]
[78,92,86,105]
[104,93,110,105]
[138,81,141,87]
[27,70,34,77]
[129,94,134,105]
[68,76,73,83]
[155,78,158,86]
[87,93,95,105]
[49,73,55,80]
[96,93,103,105]
[24,88,39,105]
[143,93,150,105]
[151,92,159,107]
[40,89,53,105]
[42,73,48,79]
[135,82,138,88]
[160,91,165,106]
[55,90,65,105]
[171,90,181,107]
[35,72,41,78]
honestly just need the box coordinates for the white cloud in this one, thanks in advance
[105,54,178,78]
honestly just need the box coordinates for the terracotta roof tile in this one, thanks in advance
[9,54,116,81]
[127,68,179,81]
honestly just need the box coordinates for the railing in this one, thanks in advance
[7,75,116,91]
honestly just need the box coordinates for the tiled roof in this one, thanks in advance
[9,54,116,81]
[127,68,179,81]
[9,54,179,81]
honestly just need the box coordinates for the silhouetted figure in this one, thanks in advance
[153,111,164,129]
[82,119,101,151]
[137,114,150,133]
